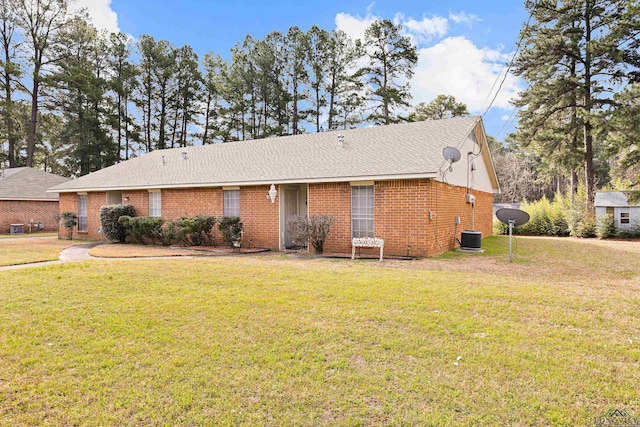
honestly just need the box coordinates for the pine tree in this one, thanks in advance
[14,0,70,167]
[0,0,21,167]
[363,19,417,125]
[410,95,469,121]
[512,0,640,212]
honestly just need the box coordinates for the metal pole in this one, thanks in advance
[508,220,514,263]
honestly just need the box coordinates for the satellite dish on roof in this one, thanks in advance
[496,208,530,262]
[443,147,461,172]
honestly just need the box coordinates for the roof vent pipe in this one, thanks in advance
[181,151,187,160]
[337,134,344,148]
[161,155,165,165]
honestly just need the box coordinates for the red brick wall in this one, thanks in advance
[59,186,280,249]
[239,186,280,250]
[308,182,352,253]
[58,192,105,239]
[123,190,150,217]
[57,180,493,256]
[308,179,493,257]
[0,200,60,233]
[424,181,493,256]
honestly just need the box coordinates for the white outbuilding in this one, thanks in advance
[595,191,640,230]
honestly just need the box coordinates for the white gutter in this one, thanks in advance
[0,197,60,201]
[48,172,440,194]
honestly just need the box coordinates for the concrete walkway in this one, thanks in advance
[0,241,103,271]
[58,241,103,262]
[0,241,205,271]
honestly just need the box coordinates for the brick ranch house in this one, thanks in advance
[0,167,69,233]
[49,116,500,257]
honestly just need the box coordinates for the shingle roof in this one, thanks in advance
[0,167,69,200]
[595,191,640,207]
[51,116,484,193]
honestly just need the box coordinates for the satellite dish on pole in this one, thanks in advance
[496,208,530,262]
[442,147,461,172]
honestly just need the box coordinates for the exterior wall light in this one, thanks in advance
[267,184,277,203]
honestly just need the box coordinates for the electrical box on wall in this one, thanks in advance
[466,193,475,204]
[429,210,433,221]
[455,216,460,225]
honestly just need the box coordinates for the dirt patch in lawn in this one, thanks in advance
[89,242,269,258]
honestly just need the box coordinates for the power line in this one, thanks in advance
[495,106,520,140]
[481,12,534,118]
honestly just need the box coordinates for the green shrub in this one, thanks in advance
[60,211,77,240]
[617,219,640,238]
[162,215,216,247]
[218,216,243,247]
[100,204,136,243]
[566,186,595,238]
[179,215,216,246]
[548,193,570,236]
[493,220,509,235]
[118,216,165,244]
[517,194,569,236]
[596,214,617,239]
[573,213,597,238]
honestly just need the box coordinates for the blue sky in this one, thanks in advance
[78,0,529,139]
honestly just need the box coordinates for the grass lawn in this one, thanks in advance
[0,237,81,266]
[0,236,638,425]
[0,232,57,239]
[89,242,209,258]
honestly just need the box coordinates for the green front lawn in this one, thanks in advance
[0,236,638,425]
[0,237,81,266]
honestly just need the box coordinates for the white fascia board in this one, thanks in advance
[49,172,440,193]
[0,197,59,201]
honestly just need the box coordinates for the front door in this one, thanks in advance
[284,189,299,248]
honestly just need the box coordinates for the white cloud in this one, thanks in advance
[70,0,120,33]
[335,12,377,42]
[394,13,448,44]
[412,36,521,112]
[449,11,481,26]
[336,11,449,44]
[334,9,522,114]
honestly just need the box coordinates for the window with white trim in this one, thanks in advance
[224,189,240,217]
[77,194,88,232]
[149,191,162,217]
[351,185,374,238]
[106,191,122,205]
[621,212,630,224]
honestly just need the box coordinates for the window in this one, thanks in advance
[106,191,122,205]
[224,189,240,217]
[606,207,614,216]
[149,191,161,217]
[351,185,374,238]
[621,212,630,224]
[77,194,88,232]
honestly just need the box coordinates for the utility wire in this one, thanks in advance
[495,106,520,140]
[482,11,534,118]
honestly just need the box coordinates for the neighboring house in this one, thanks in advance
[0,167,70,233]
[595,191,640,230]
[49,116,500,256]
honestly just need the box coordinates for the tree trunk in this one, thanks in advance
[3,34,15,167]
[27,74,39,167]
[328,75,336,130]
[203,93,211,144]
[315,86,320,132]
[583,0,595,214]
